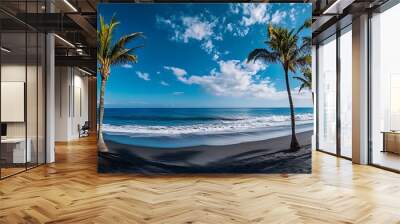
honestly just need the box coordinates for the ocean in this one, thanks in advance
[103,108,314,148]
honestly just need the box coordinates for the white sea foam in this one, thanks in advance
[103,113,313,137]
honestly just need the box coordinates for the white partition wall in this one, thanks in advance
[54,67,89,142]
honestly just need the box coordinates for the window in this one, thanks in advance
[339,26,352,158]
[317,35,337,154]
[370,3,400,171]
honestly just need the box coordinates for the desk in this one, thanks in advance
[1,138,31,163]
[382,131,400,155]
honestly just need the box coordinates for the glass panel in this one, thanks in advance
[1,30,27,177]
[317,35,337,154]
[26,0,39,169]
[371,4,400,171]
[38,32,45,165]
[340,27,352,158]
[27,31,38,169]
[0,1,46,178]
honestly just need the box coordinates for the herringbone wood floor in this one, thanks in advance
[1,136,400,224]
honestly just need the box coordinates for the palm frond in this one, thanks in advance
[247,48,278,64]
[109,32,144,59]
[295,39,312,57]
[97,14,144,80]
[112,47,140,65]
[293,66,312,92]
[293,76,311,92]
[298,83,306,92]
[293,76,308,83]
[303,36,312,47]
[295,18,312,36]
[294,55,311,68]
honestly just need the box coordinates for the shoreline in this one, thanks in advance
[103,124,314,148]
[98,131,313,174]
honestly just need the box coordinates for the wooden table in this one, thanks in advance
[1,138,31,164]
[381,131,400,154]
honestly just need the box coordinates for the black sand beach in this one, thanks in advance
[98,131,312,174]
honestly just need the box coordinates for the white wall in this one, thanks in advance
[55,67,89,141]
[72,73,89,138]
[55,66,69,141]
[1,64,26,139]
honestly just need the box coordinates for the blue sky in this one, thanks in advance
[98,3,312,108]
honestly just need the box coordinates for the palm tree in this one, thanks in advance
[97,15,143,152]
[247,20,311,150]
[293,64,314,104]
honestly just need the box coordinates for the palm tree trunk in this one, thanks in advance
[284,66,301,150]
[312,92,315,106]
[98,76,108,152]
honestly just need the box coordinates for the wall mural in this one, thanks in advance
[97,3,313,174]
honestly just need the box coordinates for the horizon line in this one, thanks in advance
[102,107,314,109]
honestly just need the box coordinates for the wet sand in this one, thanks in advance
[98,131,312,174]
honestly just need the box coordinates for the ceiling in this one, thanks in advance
[0,0,393,74]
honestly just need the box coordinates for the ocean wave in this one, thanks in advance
[107,115,245,122]
[103,113,313,136]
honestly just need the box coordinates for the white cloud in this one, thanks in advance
[226,23,233,32]
[181,16,215,43]
[213,54,219,61]
[157,71,161,74]
[241,4,270,26]
[234,27,250,37]
[173,91,184,95]
[225,22,249,37]
[136,71,150,81]
[164,66,187,77]
[169,59,271,98]
[160,81,169,86]
[201,40,214,54]
[271,10,287,25]
[229,4,240,14]
[157,15,222,56]
[225,4,270,37]
[167,59,311,104]
[156,16,177,29]
[289,8,296,23]
[121,64,133,69]
[158,15,216,43]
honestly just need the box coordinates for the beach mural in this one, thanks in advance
[97,3,313,173]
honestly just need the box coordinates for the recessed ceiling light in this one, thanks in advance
[54,34,75,48]
[322,0,355,15]
[1,47,11,53]
[63,0,78,12]
[78,67,93,76]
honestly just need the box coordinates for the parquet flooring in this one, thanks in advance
[1,136,400,223]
